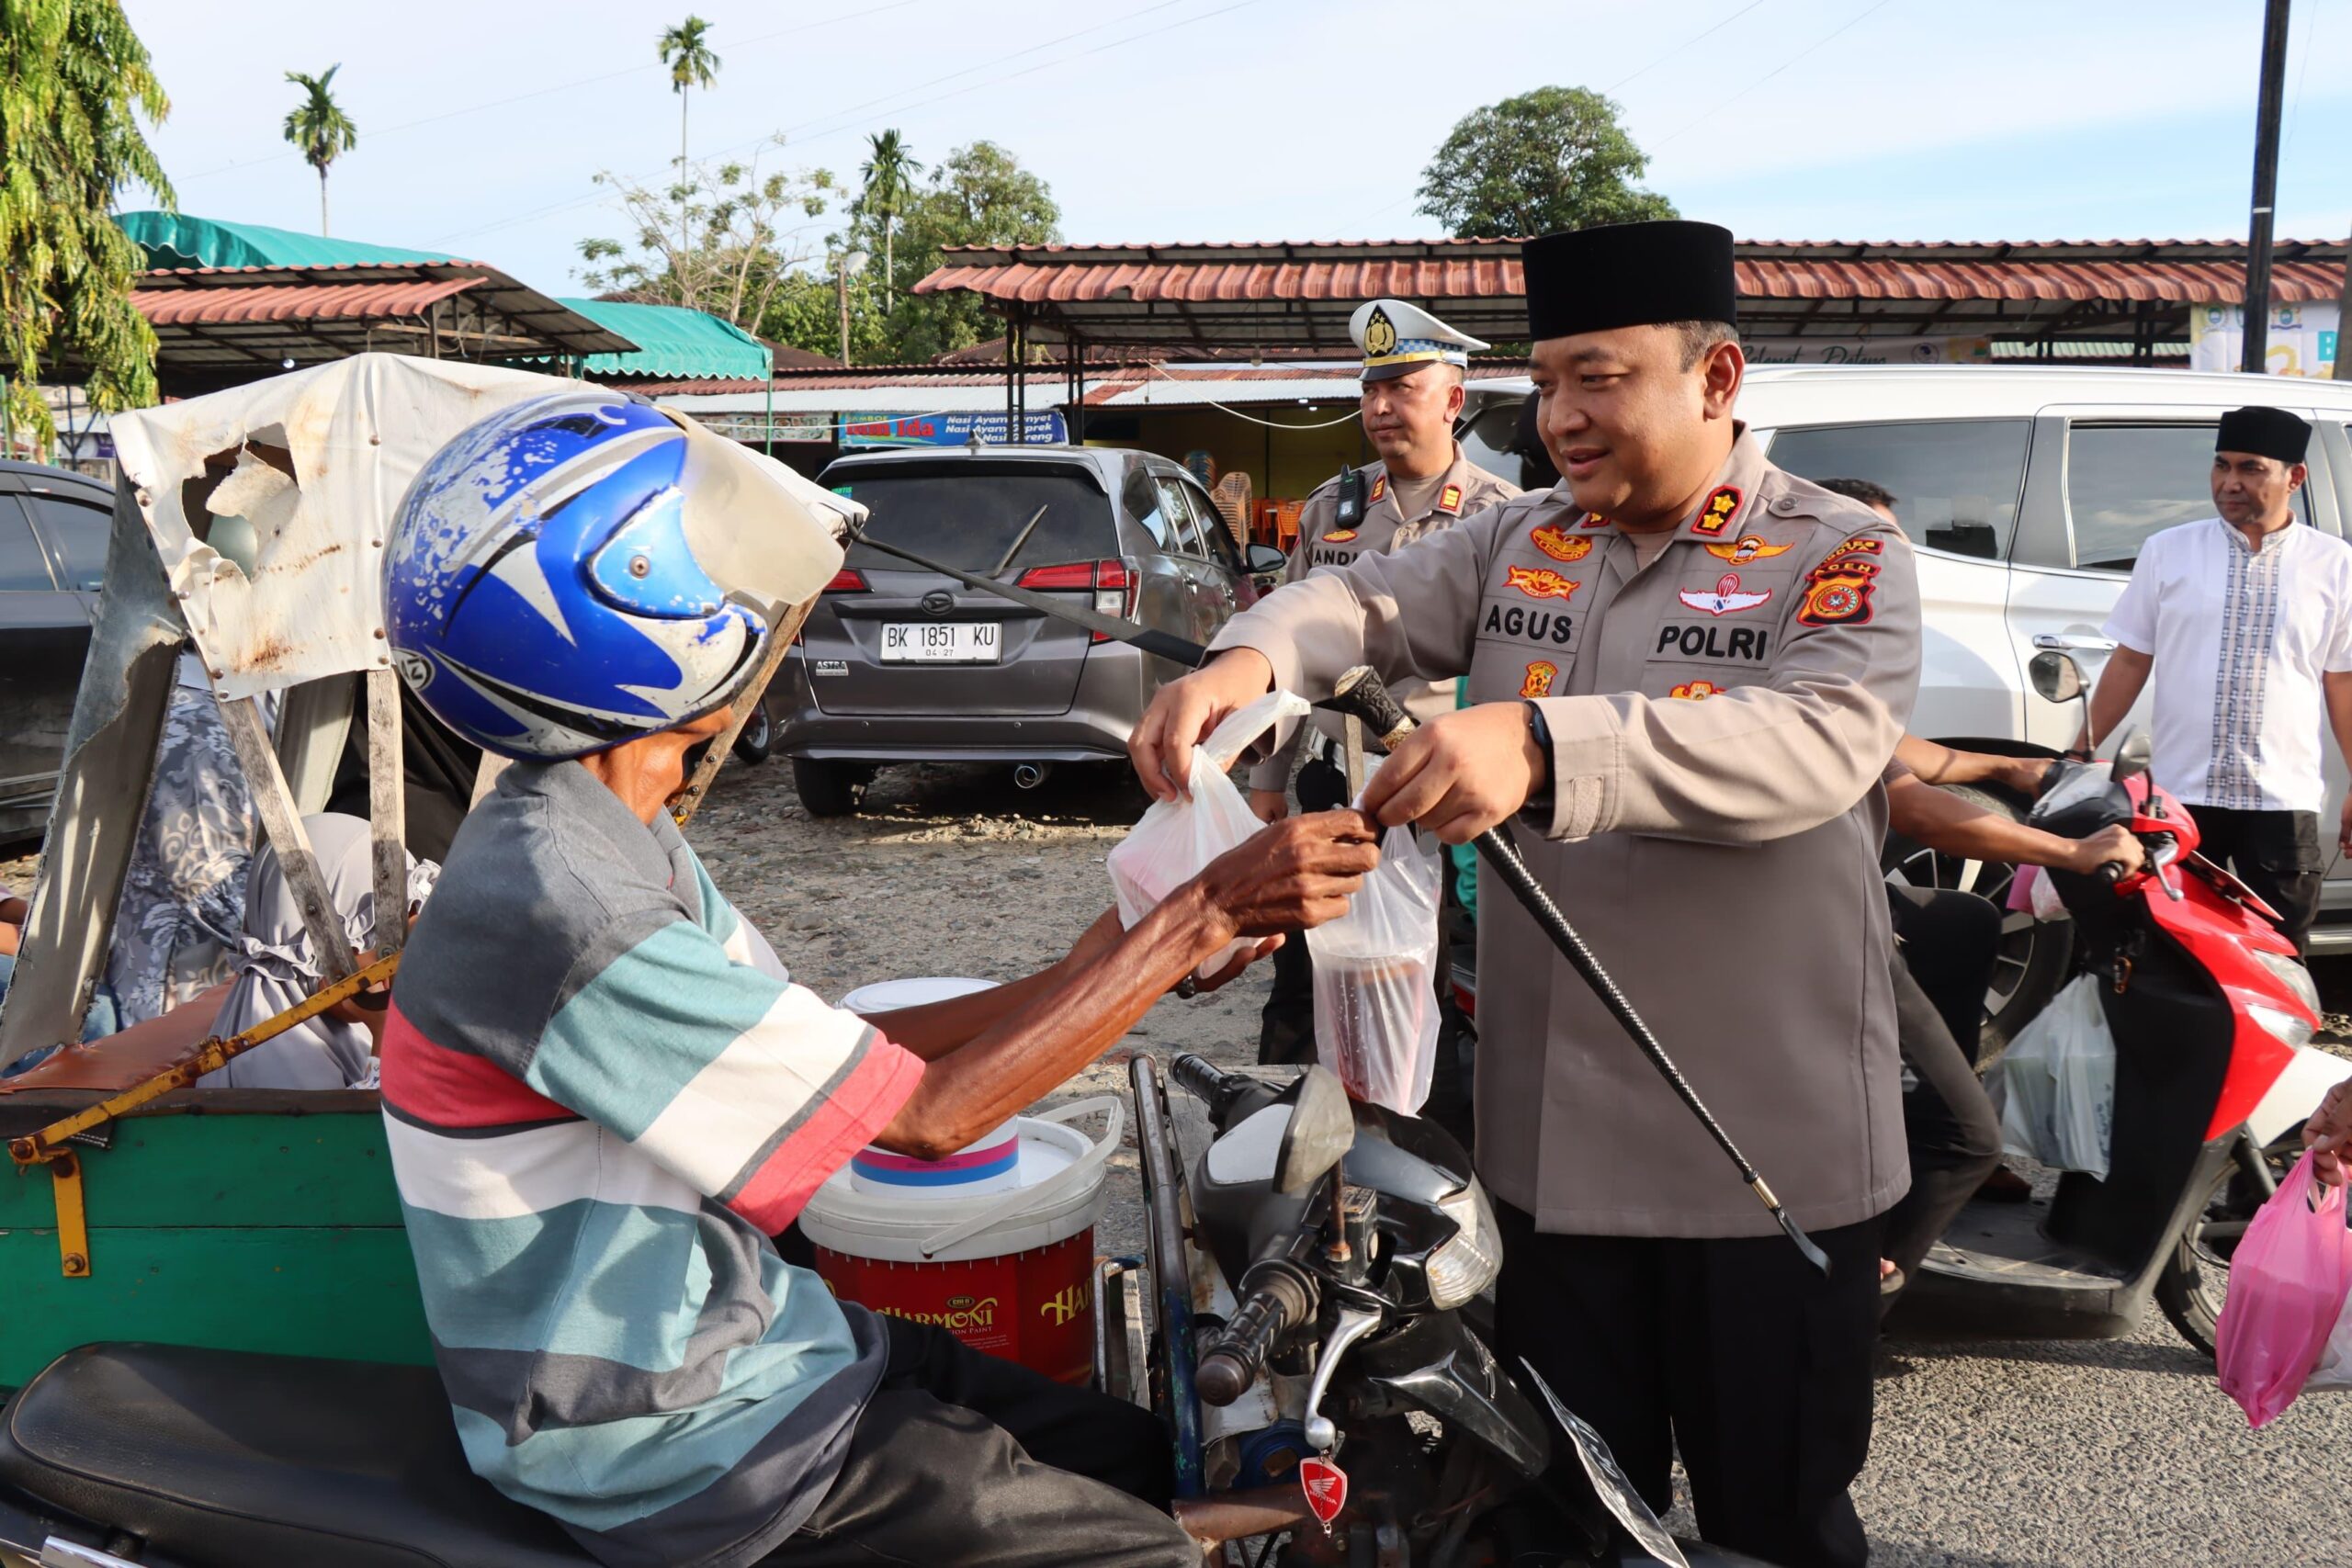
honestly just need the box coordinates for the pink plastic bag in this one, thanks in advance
[2214,1150,2352,1427]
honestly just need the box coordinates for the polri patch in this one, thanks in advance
[1521,660,1558,698]
[1796,559,1880,626]
[1703,533,1792,564]
[1652,622,1772,663]
[1321,529,1359,544]
[1671,679,1724,700]
[1690,484,1743,536]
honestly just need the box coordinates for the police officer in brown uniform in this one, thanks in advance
[1133,221,1917,1567]
[1251,299,1520,1066]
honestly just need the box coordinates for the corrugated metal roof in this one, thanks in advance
[534,299,775,382]
[130,276,481,325]
[915,237,2352,351]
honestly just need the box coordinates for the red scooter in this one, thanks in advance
[1887,653,2343,1352]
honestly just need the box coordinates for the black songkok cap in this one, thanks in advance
[1521,220,1738,343]
[2216,405,2312,465]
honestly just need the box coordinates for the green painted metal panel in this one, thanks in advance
[0,1227,431,1388]
[116,209,468,271]
[0,1110,404,1230]
[0,1103,426,1387]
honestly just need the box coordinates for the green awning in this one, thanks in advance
[545,299,773,382]
[117,210,470,271]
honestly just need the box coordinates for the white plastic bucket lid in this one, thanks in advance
[801,1099,1123,1265]
[839,976,995,1015]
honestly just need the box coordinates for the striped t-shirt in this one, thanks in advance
[380,761,923,1568]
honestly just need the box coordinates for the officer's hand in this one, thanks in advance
[2064,824,2145,879]
[1192,810,1380,935]
[2304,1078,2352,1186]
[1130,649,1276,802]
[1361,703,1549,844]
[1248,788,1290,825]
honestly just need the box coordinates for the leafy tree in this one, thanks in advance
[0,0,172,446]
[575,142,834,338]
[857,129,921,315]
[282,65,356,236]
[1417,85,1674,239]
[876,141,1058,362]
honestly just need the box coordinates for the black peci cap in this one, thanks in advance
[1521,220,1738,343]
[2216,405,2312,465]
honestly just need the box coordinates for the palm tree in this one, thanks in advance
[858,130,922,315]
[281,66,356,236]
[659,16,719,175]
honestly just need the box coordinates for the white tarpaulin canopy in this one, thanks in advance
[107,353,857,700]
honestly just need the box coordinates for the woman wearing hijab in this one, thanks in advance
[199,814,438,1091]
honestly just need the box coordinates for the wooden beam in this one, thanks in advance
[364,669,407,956]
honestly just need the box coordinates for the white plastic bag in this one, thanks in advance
[2299,1267,2352,1393]
[1306,823,1442,1113]
[1996,974,2117,1179]
[1107,689,1312,979]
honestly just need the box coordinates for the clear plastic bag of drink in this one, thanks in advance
[1306,823,1442,1112]
[1107,689,1311,980]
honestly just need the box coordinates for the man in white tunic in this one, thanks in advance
[2083,406,2352,953]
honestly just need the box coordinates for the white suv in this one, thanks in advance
[1462,366,2352,1038]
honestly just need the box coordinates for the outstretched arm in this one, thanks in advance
[1886,768,2143,876]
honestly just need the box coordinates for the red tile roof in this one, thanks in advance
[130,276,482,325]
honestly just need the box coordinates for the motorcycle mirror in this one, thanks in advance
[1274,1066,1356,1196]
[2029,649,2086,705]
[2111,728,2153,785]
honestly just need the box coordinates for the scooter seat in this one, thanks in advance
[0,1343,595,1567]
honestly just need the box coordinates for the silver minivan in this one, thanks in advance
[775,444,1281,815]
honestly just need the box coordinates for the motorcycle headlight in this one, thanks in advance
[1425,1181,1503,1311]
[2253,948,2322,1017]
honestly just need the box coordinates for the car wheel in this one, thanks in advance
[1880,782,2074,1066]
[730,704,774,765]
[792,758,865,818]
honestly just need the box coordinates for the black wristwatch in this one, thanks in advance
[1521,700,1555,818]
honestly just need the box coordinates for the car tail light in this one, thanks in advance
[1016,560,1135,642]
[824,569,867,593]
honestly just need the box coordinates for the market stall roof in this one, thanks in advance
[913,236,2352,351]
[116,210,471,270]
[530,299,775,382]
[92,210,637,394]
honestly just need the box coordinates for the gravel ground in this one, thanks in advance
[10,754,2352,1565]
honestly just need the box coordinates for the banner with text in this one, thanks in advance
[842,410,1069,446]
[2188,302,2341,378]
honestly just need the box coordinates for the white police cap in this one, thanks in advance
[1350,299,1488,383]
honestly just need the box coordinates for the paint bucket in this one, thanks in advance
[802,1097,1122,1385]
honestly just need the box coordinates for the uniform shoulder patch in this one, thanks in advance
[1504,566,1582,602]
[1824,535,1885,561]
[1321,529,1359,544]
[1368,473,1388,504]
[1437,482,1464,515]
[1702,532,1793,564]
[1520,660,1558,698]
[1670,680,1724,701]
[1578,511,1611,529]
[1690,485,1743,536]
[1796,558,1882,627]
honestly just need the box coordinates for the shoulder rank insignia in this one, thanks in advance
[1796,558,1881,626]
[1437,482,1464,515]
[1367,473,1388,505]
[1670,680,1724,701]
[1520,660,1558,698]
[1578,512,1611,529]
[1504,566,1582,602]
[1690,485,1743,536]
[1703,532,1793,565]
[1321,529,1359,544]
[1529,522,1595,562]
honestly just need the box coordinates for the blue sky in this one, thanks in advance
[122,0,2352,298]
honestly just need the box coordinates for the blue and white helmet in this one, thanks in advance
[384,387,847,761]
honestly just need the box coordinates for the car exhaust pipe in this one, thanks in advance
[1012,762,1052,791]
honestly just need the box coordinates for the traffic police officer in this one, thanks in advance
[1132,221,1917,1567]
[1250,299,1521,1066]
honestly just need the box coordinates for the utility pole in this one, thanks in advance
[2335,222,2351,381]
[2241,0,2292,375]
[836,249,869,367]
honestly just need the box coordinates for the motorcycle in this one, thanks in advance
[1101,1052,1771,1568]
[1885,650,2346,1351]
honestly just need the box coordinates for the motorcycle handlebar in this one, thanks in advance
[1170,1053,1256,1123]
[2098,861,2131,885]
[1197,1262,1318,1407]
